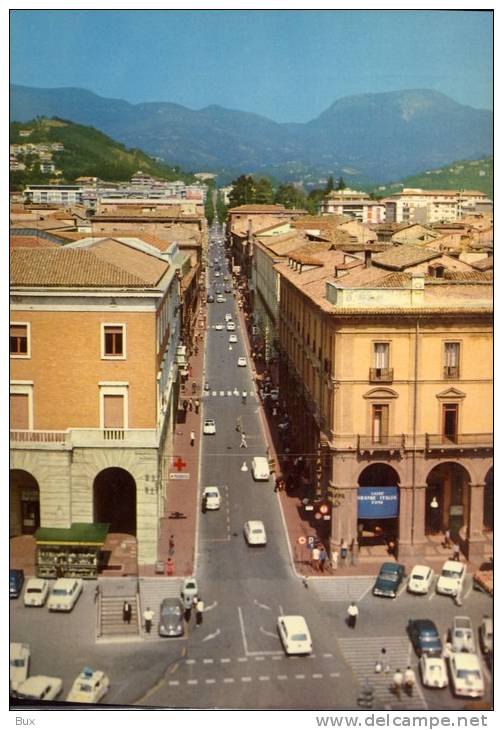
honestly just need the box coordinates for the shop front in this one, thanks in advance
[357,485,399,549]
[35,523,110,579]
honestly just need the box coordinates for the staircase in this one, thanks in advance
[97,577,140,638]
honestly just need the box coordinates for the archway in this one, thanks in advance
[93,468,136,535]
[10,470,40,536]
[357,464,400,549]
[484,467,493,530]
[425,462,471,538]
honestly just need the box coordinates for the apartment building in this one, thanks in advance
[383,189,493,225]
[275,248,492,562]
[319,190,385,223]
[10,239,190,565]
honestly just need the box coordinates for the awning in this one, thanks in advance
[35,522,110,546]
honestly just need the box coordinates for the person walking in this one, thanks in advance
[347,601,359,628]
[182,399,188,414]
[332,549,339,571]
[143,606,154,634]
[274,475,281,493]
[188,398,193,412]
[340,539,348,565]
[194,399,200,415]
[240,432,247,448]
[311,545,320,572]
[392,668,404,700]
[123,600,132,625]
[452,543,461,561]
[403,666,415,696]
[190,430,195,447]
[236,416,242,433]
[168,534,175,556]
[195,598,204,626]
[319,546,328,573]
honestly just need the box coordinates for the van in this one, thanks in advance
[251,457,270,481]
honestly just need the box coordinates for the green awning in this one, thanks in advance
[35,523,110,546]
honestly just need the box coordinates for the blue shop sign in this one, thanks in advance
[357,486,398,519]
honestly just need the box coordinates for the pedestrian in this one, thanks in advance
[123,600,132,624]
[188,398,193,412]
[319,546,327,572]
[182,399,188,413]
[443,529,451,549]
[240,432,247,448]
[311,545,320,572]
[195,399,200,415]
[190,430,195,446]
[347,601,359,628]
[143,606,154,634]
[376,647,390,674]
[392,668,403,700]
[191,380,196,394]
[332,549,339,571]
[196,598,204,626]
[340,539,348,565]
[168,534,175,556]
[94,584,100,603]
[274,475,281,493]
[350,538,356,565]
[236,416,242,433]
[452,543,461,561]
[403,666,415,696]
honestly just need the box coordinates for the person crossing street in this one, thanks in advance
[347,601,359,628]
[143,606,154,634]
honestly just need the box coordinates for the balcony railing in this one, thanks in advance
[425,433,493,450]
[11,428,159,449]
[10,430,69,447]
[443,365,460,379]
[357,435,405,453]
[369,368,394,383]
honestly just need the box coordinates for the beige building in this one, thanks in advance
[383,189,493,225]
[275,247,492,562]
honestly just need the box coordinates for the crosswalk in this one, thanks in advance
[312,576,374,602]
[204,389,256,399]
[337,636,428,710]
[138,577,183,624]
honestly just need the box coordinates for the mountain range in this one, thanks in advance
[10,85,493,184]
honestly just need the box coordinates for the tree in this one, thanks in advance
[228,175,256,207]
[336,176,347,191]
[216,190,228,224]
[254,176,274,204]
[325,175,335,193]
[274,184,307,210]
[205,189,215,226]
[306,188,325,215]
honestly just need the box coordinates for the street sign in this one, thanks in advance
[169,473,190,480]
[307,536,316,547]
[298,536,307,545]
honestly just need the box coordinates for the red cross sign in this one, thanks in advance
[173,456,187,472]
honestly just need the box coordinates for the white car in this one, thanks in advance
[237,357,247,367]
[229,334,238,344]
[216,295,225,303]
[214,272,220,277]
[436,560,466,597]
[66,668,110,704]
[251,456,270,481]
[47,578,83,612]
[225,313,233,322]
[181,577,198,604]
[448,652,484,698]
[203,419,216,435]
[226,322,236,331]
[244,520,267,545]
[419,655,448,689]
[10,642,30,692]
[407,565,434,594]
[451,616,476,653]
[23,578,50,607]
[15,676,63,702]
[277,615,312,655]
[214,323,224,331]
[480,615,493,654]
[202,486,221,510]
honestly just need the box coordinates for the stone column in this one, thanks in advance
[466,483,486,564]
[329,485,357,556]
[397,483,427,560]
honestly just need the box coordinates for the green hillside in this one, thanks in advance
[10,117,195,189]
[369,157,493,199]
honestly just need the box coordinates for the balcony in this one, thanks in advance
[443,365,460,379]
[10,428,159,450]
[369,368,394,383]
[357,435,404,454]
[425,433,493,452]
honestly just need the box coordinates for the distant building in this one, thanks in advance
[319,190,385,223]
[382,188,493,224]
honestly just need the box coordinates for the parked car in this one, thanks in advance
[479,615,493,654]
[203,419,216,435]
[244,520,267,546]
[10,569,24,599]
[181,577,198,604]
[66,667,110,704]
[251,457,270,481]
[237,356,247,367]
[158,598,184,637]
[47,578,83,612]
[407,565,434,594]
[10,642,30,692]
[451,616,476,653]
[437,560,466,597]
[23,578,50,607]
[15,676,63,702]
[277,615,312,655]
[408,619,442,656]
[372,562,405,598]
[419,655,448,689]
[202,486,221,510]
[448,652,484,698]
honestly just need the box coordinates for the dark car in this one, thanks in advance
[10,569,25,599]
[158,598,184,637]
[372,562,405,598]
[408,619,442,656]
[207,294,215,303]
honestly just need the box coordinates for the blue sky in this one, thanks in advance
[10,9,493,122]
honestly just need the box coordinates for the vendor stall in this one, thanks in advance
[35,523,110,579]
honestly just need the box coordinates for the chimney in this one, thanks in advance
[364,250,372,268]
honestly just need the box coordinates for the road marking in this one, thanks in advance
[254,656,265,661]
[277,675,288,681]
[205,600,218,612]
[205,679,216,685]
[186,659,196,664]
[295,674,305,680]
[238,657,248,662]
[272,656,281,661]
[397,582,408,598]
[312,674,323,679]
[221,658,231,663]
[428,590,436,601]
[238,606,249,655]
[202,628,221,642]
[168,680,179,686]
[223,678,235,684]
[203,658,214,664]
[323,653,333,658]
[259,676,270,681]
[260,626,277,638]
[187,679,198,685]
[241,677,252,682]
[254,598,271,610]
[278,604,284,615]
[329,673,340,678]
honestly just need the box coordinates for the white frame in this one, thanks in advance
[99,383,129,429]
[10,381,34,430]
[10,321,31,359]
[101,322,127,360]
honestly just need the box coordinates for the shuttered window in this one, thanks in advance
[103,395,124,428]
[103,325,124,356]
[10,394,29,429]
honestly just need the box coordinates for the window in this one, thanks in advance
[10,323,30,357]
[99,383,128,431]
[370,342,393,382]
[444,342,460,379]
[372,404,389,444]
[102,324,126,359]
[10,394,29,429]
[442,404,458,443]
[103,395,124,428]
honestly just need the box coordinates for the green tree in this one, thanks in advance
[254,176,274,204]
[228,175,256,207]
[336,176,347,190]
[216,190,228,224]
[274,184,307,210]
[305,188,325,215]
[205,189,215,226]
[325,175,335,193]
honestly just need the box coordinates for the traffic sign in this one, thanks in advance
[307,536,316,547]
[170,473,190,480]
[298,536,307,545]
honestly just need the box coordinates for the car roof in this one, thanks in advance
[279,615,309,630]
[161,597,182,608]
[451,653,481,669]
[52,578,78,588]
[379,562,401,571]
[26,578,47,587]
[10,642,29,658]
[411,618,438,631]
[203,486,220,494]
[411,565,431,575]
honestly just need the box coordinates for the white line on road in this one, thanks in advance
[203,658,214,664]
[204,601,218,612]
[259,676,270,681]
[238,657,248,662]
[397,582,408,598]
[312,674,323,679]
[220,658,231,663]
[254,598,271,610]
[241,677,252,682]
[260,626,277,638]
[279,604,284,615]
[295,674,305,680]
[277,675,288,680]
[202,628,221,642]
[168,681,179,686]
[186,659,196,664]
[238,606,249,655]
[329,673,340,678]
[323,653,333,658]
[205,679,216,684]
[254,656,265,661]
[187,679,198,685]
[223,678,235,684]
[272,656,282,661]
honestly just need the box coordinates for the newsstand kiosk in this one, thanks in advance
[34,523,110,579]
